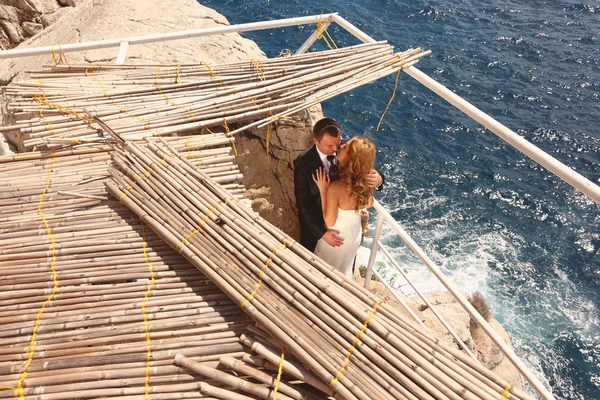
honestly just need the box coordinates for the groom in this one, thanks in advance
[293,117,384,252]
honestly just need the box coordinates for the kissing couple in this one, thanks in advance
[294,118,384,279]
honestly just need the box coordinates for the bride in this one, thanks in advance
[312,136,375,278]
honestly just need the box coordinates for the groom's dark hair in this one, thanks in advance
[312,117,340,141]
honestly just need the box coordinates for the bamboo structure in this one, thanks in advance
[0,135,287,399]
[2,42,430,152]
[105,138,536,400]
[0,42,539,399]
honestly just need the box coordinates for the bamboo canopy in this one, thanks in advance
[2,42,430,152]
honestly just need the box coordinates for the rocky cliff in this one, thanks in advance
[0,0,525,390]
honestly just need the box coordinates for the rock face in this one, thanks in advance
[0,0,70,51]
[360,277,525,391]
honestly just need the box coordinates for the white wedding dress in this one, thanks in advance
[314,207,362,279]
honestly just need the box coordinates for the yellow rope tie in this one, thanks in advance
[154,66,196,120]
[265,110,278,165]
[376,67,402,132]
[32,80,60,138]
[329,299,384,388]
[200,61,214,78]
[51,45,67,65]
[324,30,338,49]
[315,14,336,50]
[247,93,261,110]
[14,153,58,399]
[251,59,266,81]
[187,137,191,160]
[90,66,162,136]
[71,138,81,145]
[175,200,231,251]
[119,156,173,200]
[176,64,182,84]
[140,223,155,400]
[37,91,94,124]
[273,346,286,400]
[222,119,239,157]
[240,238,293,310]
[500,382,511,400]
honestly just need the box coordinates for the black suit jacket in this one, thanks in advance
[293,145,385,251]
[294,145,327,252]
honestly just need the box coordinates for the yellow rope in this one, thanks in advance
[119,156,173,200]
[315,14,337,50]
[176,64,182,84]
[251,59,266,81]
[14,153,58,399]
[140,223,155,400]
[51,45,67,65]
[90,65,163,136]
[240,238,293,310]
[501,382,511,399]
[187,137,191,160]
[154,66,196,119]
[273,346,286,400]
[32,81,61,138]
[265,110,277,165]
[200,61,214,77]
[175,200,232,251]
[266,124,272,165]
[329,299,384,387]
[222,118,238,157]
[247,93,261,110]
[376,68,401,132]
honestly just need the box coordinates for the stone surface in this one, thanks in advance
[0,20,24,42]
[21,20,43,36]
[0,0,62,48]
[236,105,320,240]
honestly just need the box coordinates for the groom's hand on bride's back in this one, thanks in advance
[322,229,344,247]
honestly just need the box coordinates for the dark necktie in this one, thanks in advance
[326,155,339,182]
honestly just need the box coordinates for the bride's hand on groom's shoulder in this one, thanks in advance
[312,167,330,193]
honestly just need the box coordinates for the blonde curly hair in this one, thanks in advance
[338,136,376,211]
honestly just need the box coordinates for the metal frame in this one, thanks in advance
[0,12,571,399]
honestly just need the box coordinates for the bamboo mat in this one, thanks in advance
[0,135,326,399]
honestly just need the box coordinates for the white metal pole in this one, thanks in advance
[331,15,376,44]
[378,240,477,360]
[373,201,555,400]
[296,18,333,55]
[404,67,600,205]
[0,14,338,60]
[364,212,384,289]
[370,267,428,330]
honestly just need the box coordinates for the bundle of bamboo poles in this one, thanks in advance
[106,138,535,400]
[0,135,291,399]
[1,42,430,151]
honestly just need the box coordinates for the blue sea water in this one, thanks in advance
[199,1,599,398]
